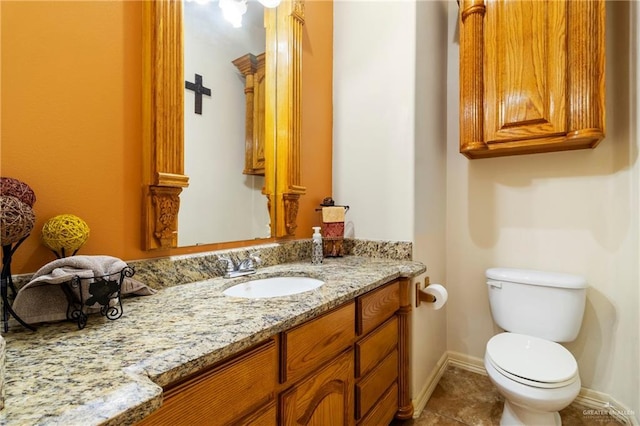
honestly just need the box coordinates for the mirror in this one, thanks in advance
[180,1,270,246]
[142,0,305,250]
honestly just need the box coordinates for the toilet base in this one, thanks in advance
[500,400,562,426]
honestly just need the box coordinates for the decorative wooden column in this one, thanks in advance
[142,0,189,249]
[268,0,306,237]
[396,277,414,419]
[567,0,605,142]
[233,53,267,176]
[459,0,487,156]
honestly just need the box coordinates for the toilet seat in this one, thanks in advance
[486,333,578,389]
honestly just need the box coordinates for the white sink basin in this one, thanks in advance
[222,276,324,299]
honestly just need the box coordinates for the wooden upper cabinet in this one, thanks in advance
[459,0,605,159]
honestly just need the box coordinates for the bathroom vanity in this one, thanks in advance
[139,279,408,425]
[0,247,425,425]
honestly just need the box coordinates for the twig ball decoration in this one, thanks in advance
[0,177,36,207]
[41,214,90,255]
[0,196,36,246]
[321,197,335,207]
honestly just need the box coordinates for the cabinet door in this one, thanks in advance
[459,0,605,158]
[484,0,567,144]
[280,349,354,426]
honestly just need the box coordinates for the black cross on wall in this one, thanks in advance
[185,74,211,115]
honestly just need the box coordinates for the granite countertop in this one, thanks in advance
[0,256,425,426]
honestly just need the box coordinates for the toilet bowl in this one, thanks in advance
[485,332,581,426]
[484,267,588,426]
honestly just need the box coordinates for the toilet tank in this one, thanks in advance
[486,268,587,342]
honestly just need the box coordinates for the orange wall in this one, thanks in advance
[298,0,334,237]
[1,0,332,274]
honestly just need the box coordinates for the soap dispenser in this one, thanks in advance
[311,227,323,265]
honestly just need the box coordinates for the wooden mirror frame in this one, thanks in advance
[142,0,305,250]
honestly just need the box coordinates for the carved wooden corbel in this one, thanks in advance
[283,193,300,237]
[150,186,182,248]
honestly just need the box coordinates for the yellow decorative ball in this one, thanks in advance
[41,214,90,256]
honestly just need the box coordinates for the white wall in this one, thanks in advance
[412,0,449,406]
[445,0,639,419]
[333,0,415,242]
[333,0,449,402]
[180,1,270,246]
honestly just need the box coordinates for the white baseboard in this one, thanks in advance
[446,350,486,376]
[412,351,639,425]
[412,351,448,417]
[573,388,639,426]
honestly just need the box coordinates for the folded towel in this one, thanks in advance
[322,206,345,223]
[322,222,345,238]
[12,255,156,325]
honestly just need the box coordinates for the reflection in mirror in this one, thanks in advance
[142,0,304,249]
[179,0,271,246]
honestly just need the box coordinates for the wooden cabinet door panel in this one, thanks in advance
[280,349,355,426]
[484,0,567,143]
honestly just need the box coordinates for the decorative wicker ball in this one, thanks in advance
[0,177,36,207]
[321,197,335,207]
[0,195,36,246]
[41,214,90,255]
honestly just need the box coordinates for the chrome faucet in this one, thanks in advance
[238,253,261,272]
[218,253,261,278]
[218,255,236,276]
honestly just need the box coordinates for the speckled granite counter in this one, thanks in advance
[0,252,425,426]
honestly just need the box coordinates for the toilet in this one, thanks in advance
[484,267,587,426]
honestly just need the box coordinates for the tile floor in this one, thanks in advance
[393,366,624,426]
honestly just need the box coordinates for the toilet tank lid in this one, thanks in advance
[486,268,587,289]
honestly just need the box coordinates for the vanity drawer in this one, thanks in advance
[355,349,398,419]
[356,280,400,336]
[281,302,355,383]
[357,381,398,426]
[355,316,398,378]
[139,339,277,426]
